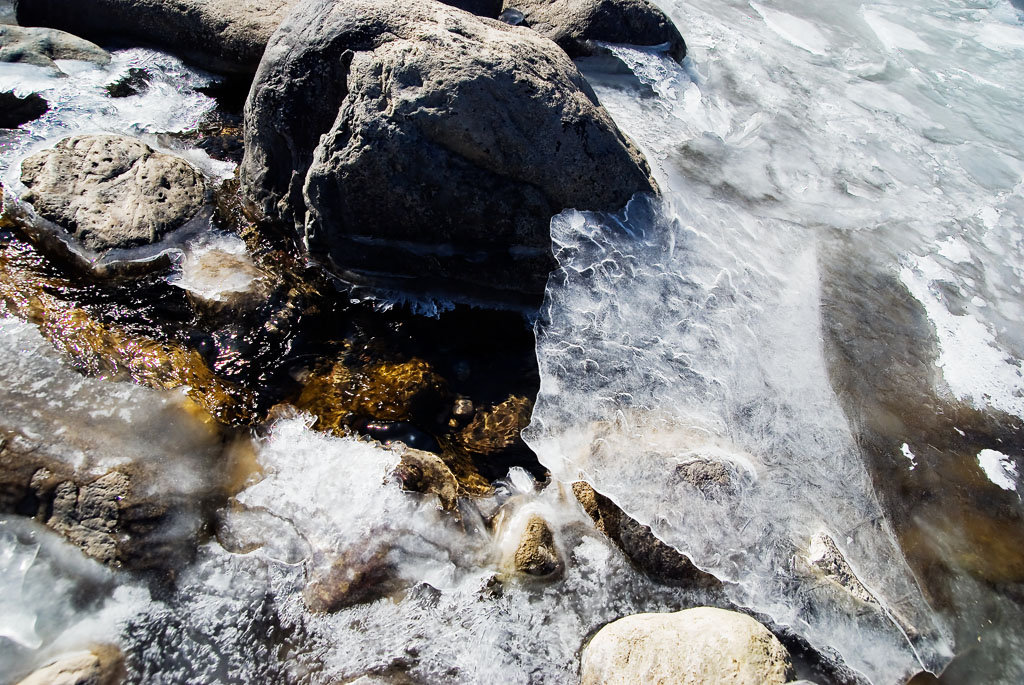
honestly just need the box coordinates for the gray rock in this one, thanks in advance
[242,0,657,300]
[16,0,294,75]
[0,24,110,72]
[502,0,686,61]
[20,134,207,252]
[581,608,795,685]
[15,646,124,685]
[15,0,504,76]
[513,514,563,577]
[0,90,47,128]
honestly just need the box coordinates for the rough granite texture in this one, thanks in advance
[16,0,293,74]
[502,0,686,61]
[15,0,503,75]
[582,607,796,685]
[242,0,657,298]
[20,134,206,252]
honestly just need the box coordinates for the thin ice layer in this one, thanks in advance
[121,417,714,684]
[525,196,952,682]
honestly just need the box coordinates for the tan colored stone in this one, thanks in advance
[16,646,123,685]
[581,607,794,685]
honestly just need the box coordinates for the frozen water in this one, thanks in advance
[531,0,1024,682]
[977,449,1019,493]
[0,47,228,189]
[168,232,265,303]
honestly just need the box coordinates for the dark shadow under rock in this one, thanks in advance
[0,90,47,128]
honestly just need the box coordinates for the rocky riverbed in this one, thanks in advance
[2,0,1023,683]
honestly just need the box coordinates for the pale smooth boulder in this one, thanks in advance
[20,134,206,252]
[581,607,795,685]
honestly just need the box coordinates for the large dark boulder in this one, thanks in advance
[16,0,295,75]
[242,0,657,301]
[501,0,686,61]
[14,0,502,76]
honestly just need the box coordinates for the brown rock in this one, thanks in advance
[572,481,718,587]
[392,447,460,510]
[513,514,563,577]
[16,646,124,685]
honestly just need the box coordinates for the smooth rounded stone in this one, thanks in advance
[242,0,657,301]
[15,646,123,685]
[0,90,47,128]
[16,0,294,75]
[0,24,110,72]
[581,607,796,685]
[501,0,686,61]
[20,134,207,252]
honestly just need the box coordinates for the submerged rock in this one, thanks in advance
[16,646,124,685]
[456,395,532,455]
[0,90,47,129]
[581,607,795,685]
[502,0,686,61]
[393,447,460,510]
[0,24,110,72]
[304,543,399,613]
[572,481,718,587]
[242,0,656,301]
[513,514,563,577]
[20,134,207,252]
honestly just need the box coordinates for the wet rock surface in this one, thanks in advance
[0,90,47,128]
[242,0,656,301]
[20,134,207,252]
[502,0,686,61]
[581,607,795,685]
[572,481,719,587]
[0,24,110,72]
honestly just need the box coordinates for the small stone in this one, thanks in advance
[581,608,795,685]
[807,533,877,605]
[513,515,563,577]
[392,447,460,510]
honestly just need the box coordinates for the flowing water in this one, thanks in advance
[1,0,1024,683]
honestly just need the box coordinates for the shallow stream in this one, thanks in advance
[1,0,1023,683]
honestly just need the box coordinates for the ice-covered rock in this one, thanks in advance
[581,607,794,685]
[512,514,563,577]
[501,0,686,61]
[242,0,656,301]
